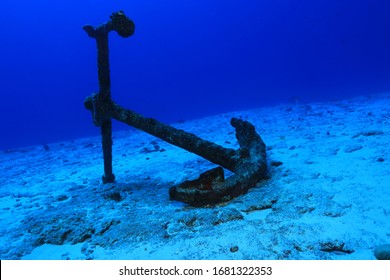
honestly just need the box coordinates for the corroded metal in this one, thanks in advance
[83,11,135,183]
[83,12,267,206]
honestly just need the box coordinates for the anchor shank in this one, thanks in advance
[110,102,240,172]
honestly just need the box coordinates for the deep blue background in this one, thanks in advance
[1,0,390,150]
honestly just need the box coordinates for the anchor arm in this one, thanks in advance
[84,97,268,206]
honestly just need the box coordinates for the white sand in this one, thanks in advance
[0,93,389,260]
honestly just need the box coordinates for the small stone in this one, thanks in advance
[271,161,283,167]
[377,157,385,162]
[230,246,239,253]
[344,144,363,153]
[374,244,390,260]
[320,241,353,254]
[56,194,68,201]
[106,191,122,202]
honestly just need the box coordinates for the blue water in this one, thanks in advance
[1,0,390,150]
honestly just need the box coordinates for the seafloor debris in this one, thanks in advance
[374,244,390,260]
[83,12,267,206]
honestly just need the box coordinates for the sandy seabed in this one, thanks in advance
[0,93,389,260]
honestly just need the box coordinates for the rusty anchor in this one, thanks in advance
[83,11,267,206]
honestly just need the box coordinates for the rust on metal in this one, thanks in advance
[83,12,267,206]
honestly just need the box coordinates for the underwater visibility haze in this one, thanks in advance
[1,0,390,149]
[1,0,390,262]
